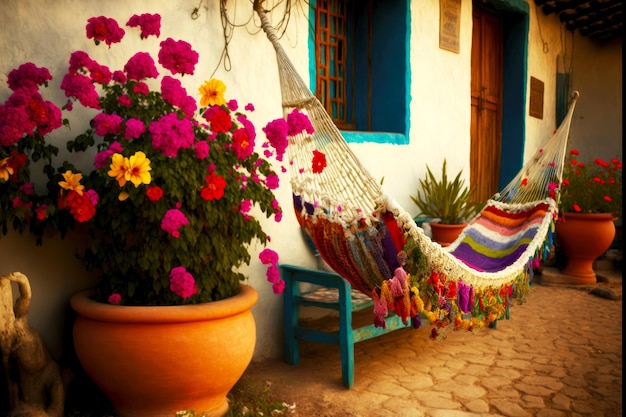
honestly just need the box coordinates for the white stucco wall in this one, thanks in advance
[0,0,621,366]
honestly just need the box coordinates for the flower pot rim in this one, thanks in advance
[429,221,468,228]
[71,284,258,323]
[562,212,618,221]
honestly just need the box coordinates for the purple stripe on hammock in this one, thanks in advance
[461,226,540,252]
[451,243,530,272]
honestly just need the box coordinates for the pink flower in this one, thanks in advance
[161,207,189,238]
[124,52,159,81]
[117,94,132,107]
[93,113,123,136]
[7,62,52,92]
[265,173,279,190]
[19,183,34,195]
[68,51,95,74]
[133,82,150,95]
[161,76,196,117]
[112,70,126,83]
[265,264,280,283]
[89,63,113,84]
[124,118,146,140]
[259,248,279,265]
[126,13,161,39]
[194,140,209,159]
[86,16,125,47]
[227,99,238,111]
[60,73,101,109]
[158,38,199,76]
[287,108,314,136]
[262,118,288,161]
[169,267,198,299]
[84,189,99,207]
[272,279,285,294]
[149,113,195,157]
[108,293,122,304]
[240,199,252,215]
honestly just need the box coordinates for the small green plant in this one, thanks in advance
[225,378,294,416]
[411,159,482,224]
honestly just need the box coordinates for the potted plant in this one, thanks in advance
[0,12,307,417]
[410,159,482,246]
[554,149,622,284]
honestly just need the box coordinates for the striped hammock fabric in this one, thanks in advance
[449,202,554,273]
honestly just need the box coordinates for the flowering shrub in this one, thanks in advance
[0,13,308,305]
[559,149,622,217]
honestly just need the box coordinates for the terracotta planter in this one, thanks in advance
[70,284,258,417]
[430,222,467,247]
[556,212,616,285]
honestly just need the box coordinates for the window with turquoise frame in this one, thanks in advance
[309,0,410,144]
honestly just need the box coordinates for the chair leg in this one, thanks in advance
[338,280,355,388]
[282,269,300,365]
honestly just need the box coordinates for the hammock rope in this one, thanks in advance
[254,1,580,334]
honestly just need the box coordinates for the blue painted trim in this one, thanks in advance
[341,131,409,145]
[308,0,317,95]
[405,0,412,139]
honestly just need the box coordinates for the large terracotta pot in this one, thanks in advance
[556,212,616,284]
[70,284,258,417]
[430,222,467,247]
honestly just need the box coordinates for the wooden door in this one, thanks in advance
[470,3,503,202]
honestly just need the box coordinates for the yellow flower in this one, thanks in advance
[108,153,129,187]
[58,170,85,195]
[126,151,151,187]
[107,152,152,188]
[0,158,14,181]
[199,78,226,107]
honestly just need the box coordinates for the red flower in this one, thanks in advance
[203,106,232,133]
[201,172,226,201]
[572,203,581,212]
[64,190,96,222]
[146,185,164,202]
[311,150,327,174]
[570,149,580,156]
[445,281,457,300]
[232,128,253,160]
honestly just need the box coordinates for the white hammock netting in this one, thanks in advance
[255,1,579,333]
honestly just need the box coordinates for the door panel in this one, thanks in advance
[470,3,502,202]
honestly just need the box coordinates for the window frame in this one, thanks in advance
[308,0,411,145]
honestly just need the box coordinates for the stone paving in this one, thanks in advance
[243,267,622,417]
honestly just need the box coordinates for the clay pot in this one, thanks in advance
[556,212,616,284]
[70,284,258,417]
[430,222,467,247]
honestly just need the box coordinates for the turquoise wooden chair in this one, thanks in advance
[280,263,409,388]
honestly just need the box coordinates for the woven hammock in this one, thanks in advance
[255,2,580,332]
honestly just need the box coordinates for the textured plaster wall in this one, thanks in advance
[0,0,621,368]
